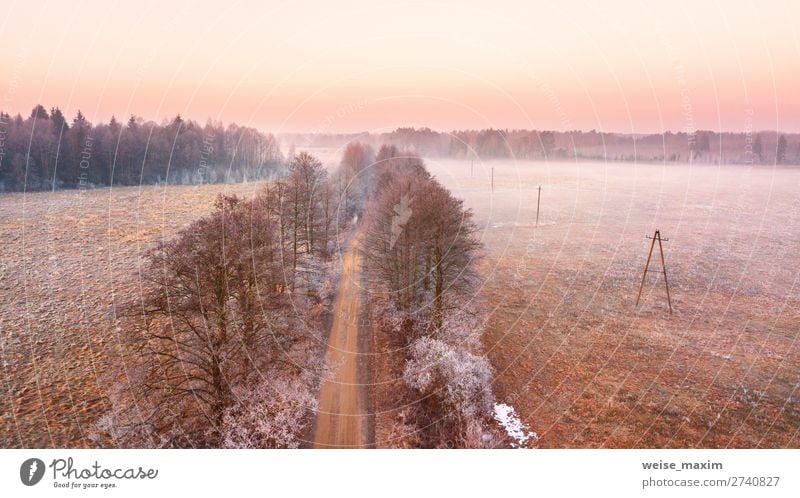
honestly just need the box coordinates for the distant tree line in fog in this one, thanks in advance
[0,105,283,192]
[283,127,800,165]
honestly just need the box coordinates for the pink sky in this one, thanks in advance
[1,0,798,133]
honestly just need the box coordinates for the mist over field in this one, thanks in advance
[424,159,800,446]
[1,0,798,457]
[2,154,797,448]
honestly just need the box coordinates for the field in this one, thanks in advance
[2,159,799,449]
[426,159,800,447]
[0,182,265,447]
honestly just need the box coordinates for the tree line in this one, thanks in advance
[97,151,343,448]
[0,105,282,192]
[285,127,800,165]
[360,145,501,448]
[95,142,508,448]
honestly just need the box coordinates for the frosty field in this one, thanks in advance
[1,159,798,448]
[0,182,265,447]
[426,159,800,447]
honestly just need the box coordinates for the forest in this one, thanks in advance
[0,105,282,192]
[4,103,797,194]
[285,127,800,165]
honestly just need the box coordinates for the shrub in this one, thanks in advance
[220,373,318,449]
[403,336,493,446]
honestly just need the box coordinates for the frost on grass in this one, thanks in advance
[493,402,538,448]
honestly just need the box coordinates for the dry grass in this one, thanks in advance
[3,158,799,449]
[427,158,800,448]
[0,182,265,448]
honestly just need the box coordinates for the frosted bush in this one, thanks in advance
[403,336,493,420]
[221,374,318,449]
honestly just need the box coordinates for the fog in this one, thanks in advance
[426,159,800,299]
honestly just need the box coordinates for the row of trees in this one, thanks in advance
[0,105,282,192]
[97,152,344,448]
[95,143,501,448]
[287,127,800,165]
[361,145,499,447]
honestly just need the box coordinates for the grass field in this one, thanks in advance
[2,158,798,448]
[426,158,800,447]
[0,182,265,447]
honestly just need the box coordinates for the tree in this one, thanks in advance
[106,195,305,446]
[363,151,479,332]
[403,336,493,447]
[287,151,330,260]
[361,147,499,448]
[338,142,375,216]
[50,107,68,137]
[30,104,49,120]
[692,131,711,159]
[776,135,787,164]
[753,134,763,163]
[538,131,556,158]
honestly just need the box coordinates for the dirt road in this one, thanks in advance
[313,233,368,448]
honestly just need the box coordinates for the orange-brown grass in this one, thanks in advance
[0,182,265,447]
[427,158,800,448]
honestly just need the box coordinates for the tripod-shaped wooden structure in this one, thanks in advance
[635,230,672,314]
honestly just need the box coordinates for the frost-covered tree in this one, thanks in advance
[362,149,480,334]
[221,373,319,449]
[361,148,500,447]
[100,194,323,447]
[403,336,494,447]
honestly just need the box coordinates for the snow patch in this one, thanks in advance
[493,402,538,448]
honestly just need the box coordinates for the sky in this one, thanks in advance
[1,0,798,133]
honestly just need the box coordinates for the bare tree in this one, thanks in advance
[777,135,787,164]
[337,142,375,216]
[362,150,480,334]
[105,195,307,447]
[361,149,496,448]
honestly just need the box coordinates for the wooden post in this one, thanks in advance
[657,232,673,314]
[536,185,541,226]
[471,159,473,178]
[635,234,657,307]
[636,230,673,314]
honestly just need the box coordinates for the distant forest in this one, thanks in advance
[0,105,283,192]
[3,105,798,193]
[284,127,800,166]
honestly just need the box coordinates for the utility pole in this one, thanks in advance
[491,167,494,191]
[635,229,673,314]
[536,185,541,226]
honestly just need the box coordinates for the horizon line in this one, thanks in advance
[4,104,799,137]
